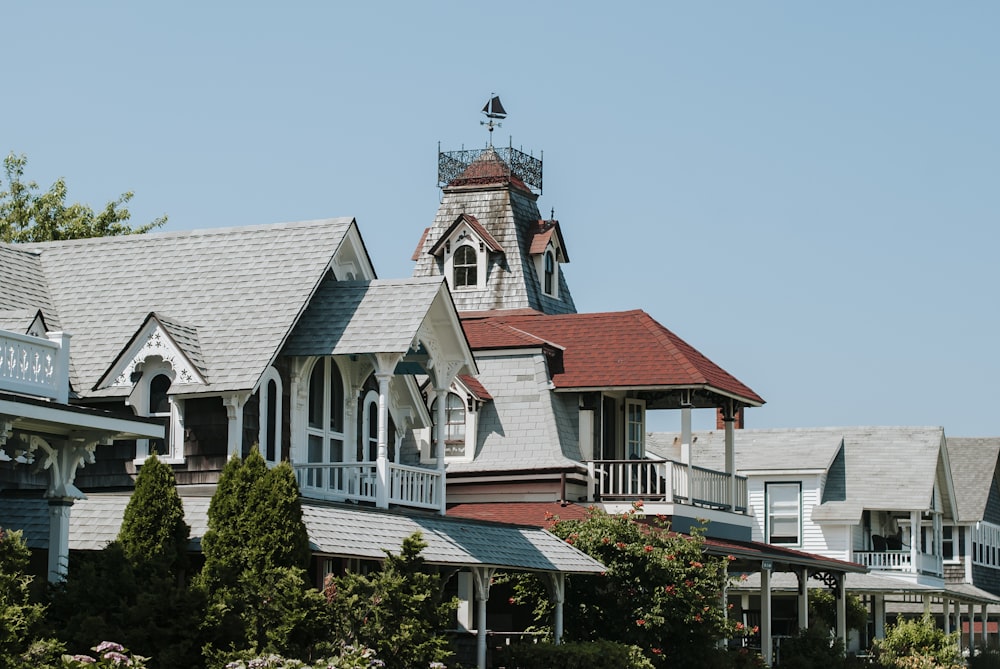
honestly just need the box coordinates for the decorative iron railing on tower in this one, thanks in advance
[437,145,543,194]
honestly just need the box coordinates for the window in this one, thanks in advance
[543,250,556,296]
[431,393,466,458]
[625,399,645,459]
[258,367,282,465]
[942,525,956,562]
[453,245,477,288]
[147,373,172,458]
[766,483,802,545]
[305,358,345,488]
[361,390,378,462]
[131,359,182,463]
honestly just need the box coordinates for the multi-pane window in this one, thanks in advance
[306,358,344,488]
[625,399,645,459]
[766,483,802,545]
[453,245,477,288]
[431,393,466,457]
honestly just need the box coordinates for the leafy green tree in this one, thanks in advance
[872,615,963,669]
[326,532,457,669]
[508,504,740,668]
[47,456,203,669]
[118,454,190,576]
[0,152,165,242]
[0,528,49,664]
[197,451,329,662]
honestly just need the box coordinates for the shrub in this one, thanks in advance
[776,624,845,669]
[871,615,962,669]
[0,528,48,665]
[501,639,655,669]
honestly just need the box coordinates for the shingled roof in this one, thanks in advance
[461,310,763,407]
[3,219,361,397]
[947,437,1000,523]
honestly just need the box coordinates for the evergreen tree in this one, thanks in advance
[0,528,48,665]
[118,453,190,576]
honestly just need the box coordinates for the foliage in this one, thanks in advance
[46,543,204,669]
[500,639,655,669]
[871,615,963,669]
[969,649,1000,669]
[217,644,384,669]
[0,528,52,664]
[698,647,769,669]
[59,641,149,668]
[197,451,328,661]
[325,533,456,669]
[775,624,845,669]
[0,153,165,242]
[507,504,741,668]
[808,588,868,634]
[118,453,190,576]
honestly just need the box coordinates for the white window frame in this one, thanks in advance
[424,387,477,463]
[765,482,802,546]
[361,389,379,462]
[258,366,283,465]
[131,360,184,465]
[304,357,346,489]
[624,398,645,459]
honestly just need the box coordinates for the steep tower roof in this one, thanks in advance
[412,146,576,315]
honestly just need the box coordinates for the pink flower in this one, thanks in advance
[636,618,646,626]
[644,545,654,552]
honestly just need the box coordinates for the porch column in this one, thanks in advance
[680,405,692,502]
[722,402,736,510]
[761,565,773,666]
[546,572,566,644]
[472,567,497,669]
[981,603,989,650]
[47,499,73,582]
[434,387,448,516]
[375,369,392,510]
[933,512,943,573]
[797,567,809,630]
[968,602,976,657]
[223,393,248,457]
[954,599,963,654]
[923,594,931,617]
[910,511,920,573]
[943,597,951,635]
[835,573,847,648]
[456,571,473,631]
[874,593,886,639]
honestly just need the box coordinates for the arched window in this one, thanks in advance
[305,358,345,489]
[147,373,172,458]
[543,250,556,295]
[453,245,477,288]
[362,390,378,462]
[431,393,466,458]
[258,366,283,465]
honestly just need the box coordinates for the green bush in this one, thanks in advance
[969,649,1000,669]
[871,615,962,669]
[0,528,48,665]
[776,624,845,669]
[501,639,655,669]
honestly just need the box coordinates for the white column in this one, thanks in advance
[47,499,73,582]
[954,599,963,655]
[456,571,473,631]
[375,371,391,509]
[910,511,920,574]
[547,572,566,644]
[836,574,847,648]
[681,406,692,502]
[46,331,70,403]
[761,567,773,666]
[797,568,809,630]
[968,602,976,656]
[944,597,952,635]
[223,394,247,457]
[923,594,931,617]
[981,603,989,650]
[723,405,736,510]
[874,593,886,639]
[473,567,496,669]
[435,387,448,516]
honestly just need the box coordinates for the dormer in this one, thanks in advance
[428,214,504,292]
[529,219,569,299]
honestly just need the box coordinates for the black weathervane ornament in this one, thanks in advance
[481,94,506,145]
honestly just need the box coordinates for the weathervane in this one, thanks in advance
[480,94,506,145]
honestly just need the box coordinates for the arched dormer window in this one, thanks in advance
[543,250,556,296]
[258,366,283,465]
[132,358,183,464]
[305,358,345,489]
[431,392,467,458]
[453,245,477,289]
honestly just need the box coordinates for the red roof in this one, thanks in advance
[448,150,532,194]
[457,373,492,401]
[528,220,569,261]
[461,310,763,406]
[428,214,504,257]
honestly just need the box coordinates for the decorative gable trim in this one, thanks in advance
[95,312,207,390]
[428,214,504,258]
[529,220,569,262]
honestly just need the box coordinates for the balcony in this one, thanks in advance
[0,330,69,403]
[293,460,442,511]
[586,459,749,514]
[853,549,942,577]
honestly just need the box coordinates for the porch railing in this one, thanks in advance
[293,461,442,510]
[0,330,69,403]
[586,459,748,513]
[853,549,943,576]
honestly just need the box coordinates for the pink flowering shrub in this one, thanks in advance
[60,641,149,668]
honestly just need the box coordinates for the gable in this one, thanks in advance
[427,214,504,258]
[96,313,207,391]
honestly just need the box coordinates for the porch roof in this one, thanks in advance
[0,494,603,576]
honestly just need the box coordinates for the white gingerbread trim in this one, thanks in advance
[100,319,206,390]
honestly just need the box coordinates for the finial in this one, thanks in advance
[481,94,506,146]
[550,207,555,220]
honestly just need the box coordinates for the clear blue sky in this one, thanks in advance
[5,3,999,436]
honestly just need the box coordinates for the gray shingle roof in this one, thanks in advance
[282,277,448,356]
[6,219,356,396]
[649,426,952,523]
[0,245,57,328]
[0,494,604,574]
[947,437,1000,523]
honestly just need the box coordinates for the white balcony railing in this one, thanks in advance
[853,549,943,576]
[0,330,69,403]
[293,460,442,511]
[586,459,749,514]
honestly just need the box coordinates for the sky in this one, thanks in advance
[4,2,999,436]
